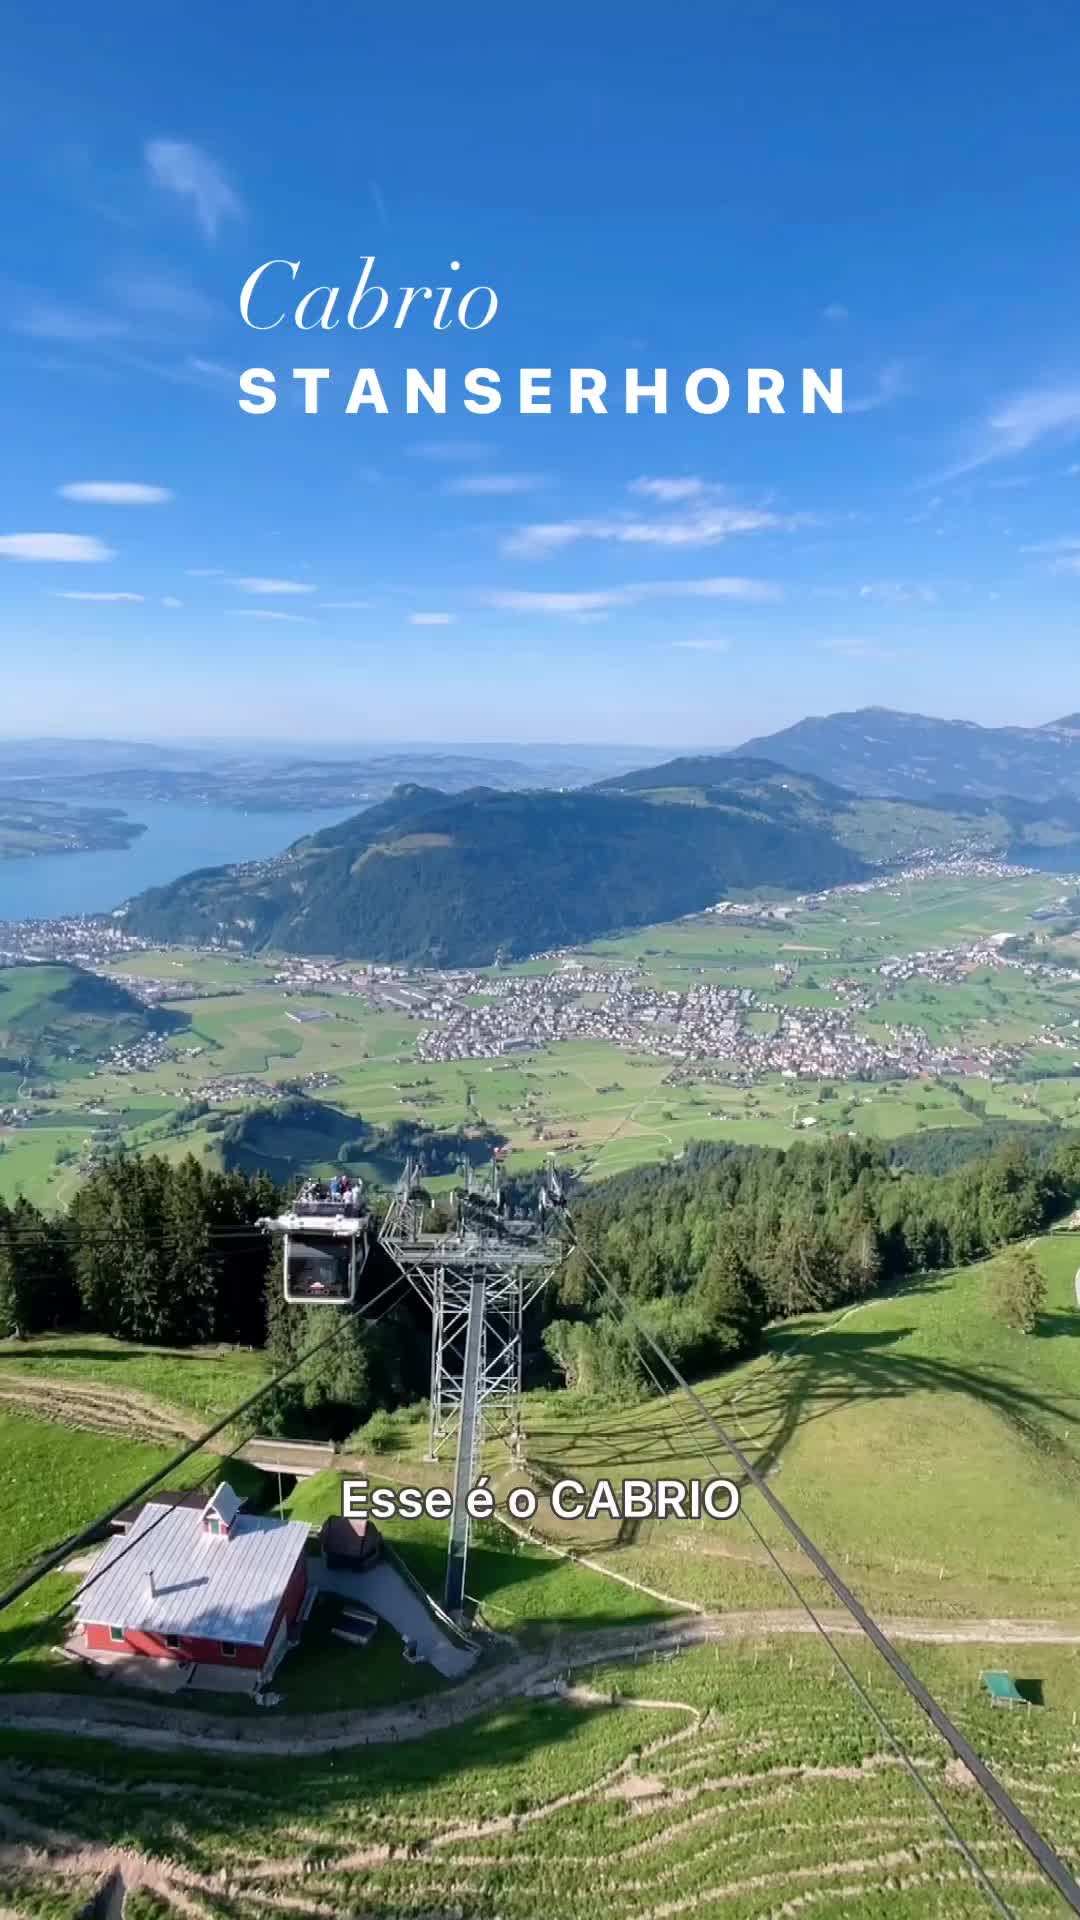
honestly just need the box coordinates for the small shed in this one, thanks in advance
[321,1515,382,1570]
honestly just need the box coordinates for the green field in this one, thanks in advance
[504,1234,1080,1621]
[4,869,1080,1204]
[0,1232,1078,1912]
[1,1635,1078,1917]
[0,1331,271,1422]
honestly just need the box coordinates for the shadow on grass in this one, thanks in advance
[1034,1312,1080,1339]
[526,1316,1080,1499]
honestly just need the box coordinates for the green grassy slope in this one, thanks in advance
[518,1235,1080,1619]
[0,963,187,1081]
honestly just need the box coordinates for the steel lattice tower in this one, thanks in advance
[379,1159,567,1617]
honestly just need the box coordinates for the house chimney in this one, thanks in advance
[146,1569,156,1601]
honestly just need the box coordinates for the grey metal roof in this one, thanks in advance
[76,1502,310,1646]
[202,1482,243,1528]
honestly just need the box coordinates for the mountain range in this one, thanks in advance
[118,740,1080,967]
[733,707,1080,801]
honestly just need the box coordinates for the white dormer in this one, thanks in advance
[200,1482,244,1540]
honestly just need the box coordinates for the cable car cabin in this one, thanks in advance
[274,1183,371,1305]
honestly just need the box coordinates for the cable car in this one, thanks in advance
[271,1180,372,1305]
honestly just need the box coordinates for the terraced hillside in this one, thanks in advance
[0,1636,1077,1917]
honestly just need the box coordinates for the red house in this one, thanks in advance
[75,1482,310,1679]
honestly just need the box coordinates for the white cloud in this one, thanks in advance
[319,600,373,610]
[186,357,234,381]
[503,504,785,558]
[145,140,243,240]
[229,577,317,595]
[857,581,937,604]
[628,477,707,502]
[185,567,225,577]
[408,612,457,625]
[671,637,730,651]
[161,596,183,608]
[1019,536,1080,554]
[58,481,173,505]
[13,300,131,343]
[846,360,910,414]
[1066,463,1080,477]
[229,609,315,624]
[54,590,143,602]
[937,382,1080,481]
[486,577,779,616]
[822,303,849,324]
[0,532,115,563]
[444,472,546,497]
[487,589,630,616]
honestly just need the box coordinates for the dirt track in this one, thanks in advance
[0,1375,205,1447]
[3,1611,1079,1756]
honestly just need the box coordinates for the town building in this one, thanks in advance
[73,1483,310,1679]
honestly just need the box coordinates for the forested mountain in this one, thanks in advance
[119,778,868,965]
[733,706,1080,801]
[596,749,1080,863]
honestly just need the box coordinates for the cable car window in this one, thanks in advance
[284,1234,356,1304]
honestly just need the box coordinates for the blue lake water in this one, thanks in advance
[0,802,357,923]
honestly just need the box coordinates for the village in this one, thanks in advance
[413,965,1030,1082]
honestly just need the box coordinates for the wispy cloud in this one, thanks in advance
[0,532,115,563]
[1022,536,1080,576]
[55,590,143,602]
[13,300,131,344]
[370,180,390,229]
[444,472,547,497]
[486,577,780,616]
[629,477,708,502]
[408,612,457,626]
[504,503,788,558]
[145,140,243,240]
[161,596,183,608]
[671,637,730,651]
[936,381,1080,480]
[319,600,373,610]
[846,360,910,414]
[229,609,315,624]
[229,577,317,595]
[185,567,224,577]
[857,580,937,604]
[822,303,848,324]
[58,481,172,505]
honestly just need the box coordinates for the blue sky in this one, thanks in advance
[2,0,1080,746]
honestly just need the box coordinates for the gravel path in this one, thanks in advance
[3,1611,1077,1757]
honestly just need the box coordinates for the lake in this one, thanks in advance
[0,801,357,923]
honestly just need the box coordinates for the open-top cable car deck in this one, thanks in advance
[270,1179,373,1305]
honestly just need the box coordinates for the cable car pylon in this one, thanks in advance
[380,1153,570,1619]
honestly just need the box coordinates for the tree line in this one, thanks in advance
[544,1132,1080,1397]
[1,1129,1077,1427]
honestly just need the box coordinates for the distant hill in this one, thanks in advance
[0,964,187,1080]
[732,706,1080,801]
[218,1096,504,1185]
[119,776,868,966]
[588,751,1071,864]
